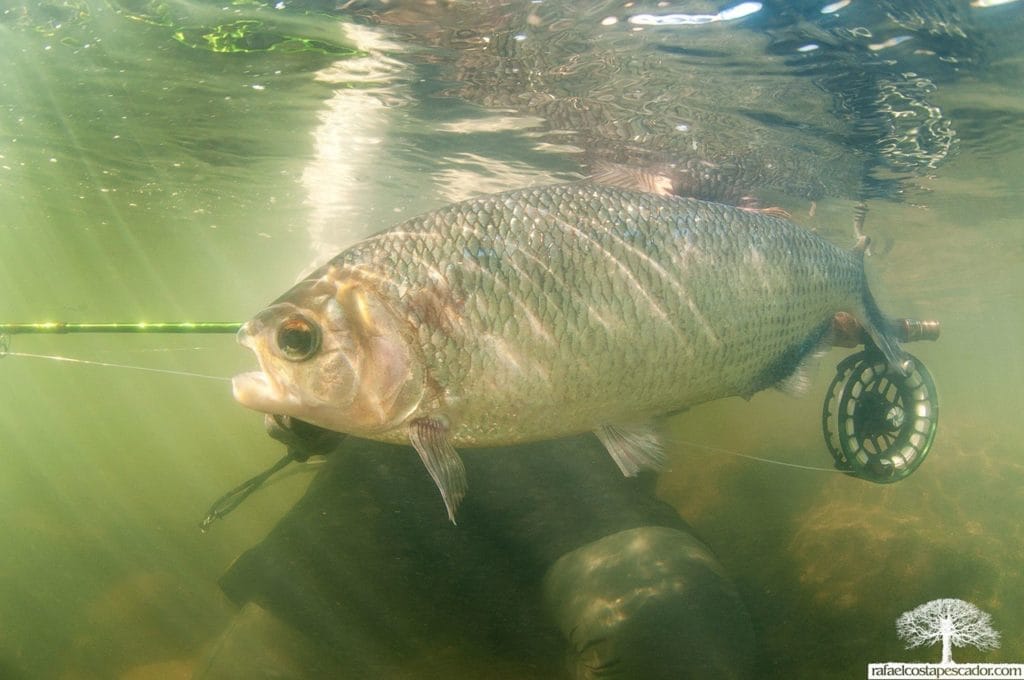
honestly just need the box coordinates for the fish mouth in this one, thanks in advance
[233,320,290,413]
[232,370,290,413]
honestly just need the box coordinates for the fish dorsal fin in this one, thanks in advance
[588,161,675,197]
[594,423,666,477]
[409,417,467,524]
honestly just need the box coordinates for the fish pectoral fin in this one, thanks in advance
[408,417,467,524]
[594,423,667,477]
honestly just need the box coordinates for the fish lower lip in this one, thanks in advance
[232,371,281,411]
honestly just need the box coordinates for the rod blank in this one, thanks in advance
[0,322,243,335]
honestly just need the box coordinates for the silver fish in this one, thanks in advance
[233,183,905,521]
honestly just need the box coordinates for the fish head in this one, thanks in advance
[232,268,424,436]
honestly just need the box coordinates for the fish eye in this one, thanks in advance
[276,315,321,362]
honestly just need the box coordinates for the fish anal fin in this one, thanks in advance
[594,423,666,477]
[408,417,467,524]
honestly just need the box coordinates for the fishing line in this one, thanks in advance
[88,346,222,355]
[669,437,845,473]
[2,350,232,383]
[2,349,850,470]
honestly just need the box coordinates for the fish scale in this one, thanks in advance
[234,182,903,521]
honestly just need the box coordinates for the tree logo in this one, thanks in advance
[896,599,1000,665]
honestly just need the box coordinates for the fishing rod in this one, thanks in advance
[0,322,242,355]
[0,321,242,335]
[0,321,244,378]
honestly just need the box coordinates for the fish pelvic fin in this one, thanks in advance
[409,417,467,524]
[594,423,667,477]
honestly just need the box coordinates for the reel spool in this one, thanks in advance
[823,350,938,483]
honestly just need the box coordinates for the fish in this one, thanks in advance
[233,182,906,522]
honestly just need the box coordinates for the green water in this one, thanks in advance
[1,1,1022,678]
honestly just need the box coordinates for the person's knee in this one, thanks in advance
[543,526,754,680]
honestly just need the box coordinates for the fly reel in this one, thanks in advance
[822,349,938,483]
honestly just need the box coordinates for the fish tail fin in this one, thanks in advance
[859,284,911,376]
[850,219,909,374]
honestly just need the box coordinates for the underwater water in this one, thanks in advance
[0,0,1022,678]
